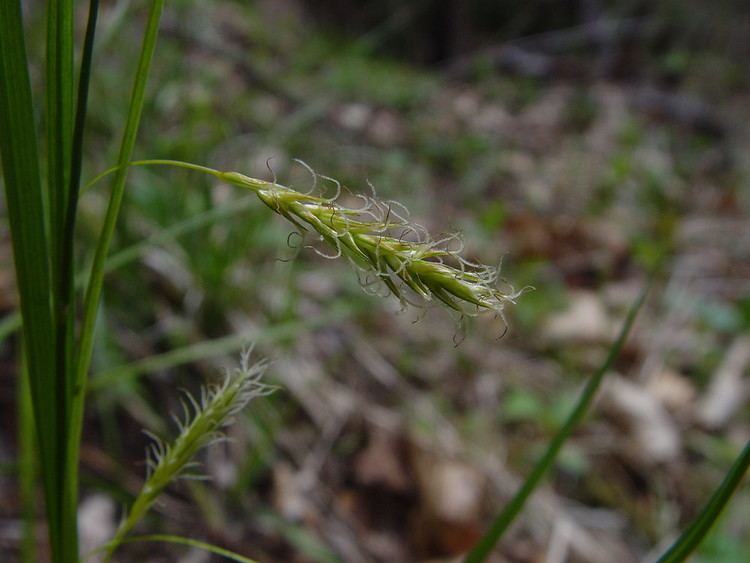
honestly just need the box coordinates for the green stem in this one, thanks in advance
[465,272,656,563]
[92,534,258,563]
[82,159,226,192]
[68,2,165,555]
[656,440,750,563]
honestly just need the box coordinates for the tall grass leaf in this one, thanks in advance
[0,194,257,349]
[68,1,165,556]
[93,534,259,563]
[464,271,656,562]
[46,21,76,559]
[46,0,74,252]
[61,0,101,549]
[656,440,750,563]
[75,0,165,392]
[89,304,355,391]
[18,348,37,563]
[0,0,63,556]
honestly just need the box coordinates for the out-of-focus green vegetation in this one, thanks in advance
[1,1,749,561]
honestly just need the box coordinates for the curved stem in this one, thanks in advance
[82,159,225,192]
[657,440,750,563]
[465,270,657,563]
[89,534,258,563]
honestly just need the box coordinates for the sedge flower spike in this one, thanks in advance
[220,166,520,317]
[104,350,272,560]
[91,158,521,316]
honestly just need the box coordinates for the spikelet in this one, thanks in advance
[98,158,522,316]
[220,166,521,317]
[104,350,272,560]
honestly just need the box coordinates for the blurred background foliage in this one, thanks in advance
[1,0,749,561]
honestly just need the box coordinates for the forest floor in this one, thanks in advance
[1,2,749,562]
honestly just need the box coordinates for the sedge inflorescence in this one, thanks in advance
[142,350,271,483]
[99,158,521,318]
[220,164,520,317]
[105,350,272,559]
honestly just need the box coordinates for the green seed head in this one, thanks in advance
[107,350,272,557]
[222,164,521,317]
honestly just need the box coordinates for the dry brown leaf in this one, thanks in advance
[354,429,410,492]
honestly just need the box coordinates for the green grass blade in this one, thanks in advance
[91,534,258,563]
[62,0,101,379]
[61,0,101,547]
[68,0,99,212]
[0,194,257,349]
[47,0,79,557]
[255,509,343,563]
[100,195,255,273]
[46,0,74,262]
[0,0,63,556]
[89,304,354,391]
[67,3,165,553]
[464,274,655,563]
[657,440,750,563]
[18,348,37,563]
[75,0,165,385]
[62,0,99,315]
